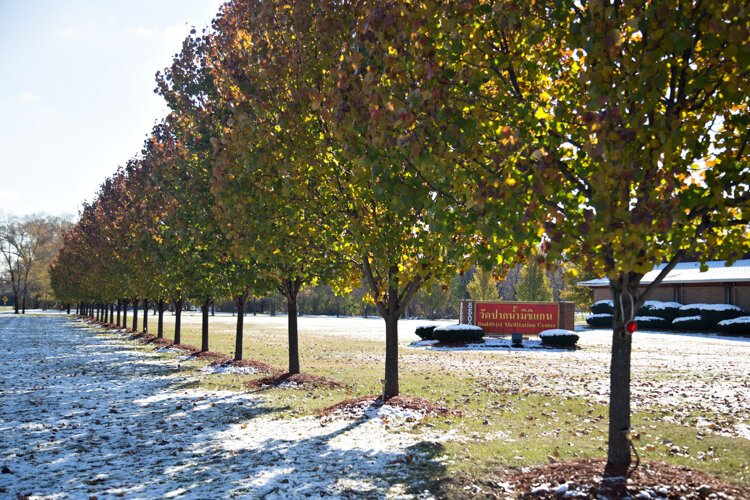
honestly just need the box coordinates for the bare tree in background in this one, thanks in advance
[0,214,68,313]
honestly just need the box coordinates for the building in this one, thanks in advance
[578,260,750,311]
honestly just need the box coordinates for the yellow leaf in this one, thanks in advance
[535,107,551,120]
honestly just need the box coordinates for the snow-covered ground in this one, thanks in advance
[1,312,749,498]
[0,315,441,499]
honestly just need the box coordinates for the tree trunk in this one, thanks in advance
[211,302,215,316]
[14,294,19,314]
[110,303,114,324]
[605,275,641,476]
[174,298,183,345]
[132,299,138,332]
[122,300,128,331]
[383,313,399,398]
[287,295,299,374]
[66,304,71,314]
[201,297,210,352]
[22,293,26,314]
[157,299,165,339]
[234,294,247,361]
[142,299,149,333]
[116,300,121,327]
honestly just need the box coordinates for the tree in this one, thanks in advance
[560,264,596,310]
[466,267,500,301]
[205,0,356,372]
[319,0,532,398]
[0,215,64,313]
[515,257,553,302]
[156,27,267,356]
[460,0,750,474]
[412,283,451,319]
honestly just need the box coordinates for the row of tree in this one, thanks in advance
[208,260,589,320]
[50,0,749,474]
[0,214,68,314]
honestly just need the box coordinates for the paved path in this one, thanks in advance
[0,315,432,499]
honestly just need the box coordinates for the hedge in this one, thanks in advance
[672,315,710,330]
[638,301,683,322]
[590,300,614,315]
[432,324,484,342]
[540,329,579,347]
[415,325,437,340]
[633,315,671,330]
[676,304,746,329]
[586,313,613,328]
[717,316,750,336]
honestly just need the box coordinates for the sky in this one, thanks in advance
[0,0,225,218]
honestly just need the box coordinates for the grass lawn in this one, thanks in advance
[100,311,750,493]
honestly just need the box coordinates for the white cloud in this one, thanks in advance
[17,92,40,105]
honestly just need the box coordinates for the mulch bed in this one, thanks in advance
[189,350,230,361]
[128,332,157,342]
[149,337,174,346]
[319,395,452,417]
[245,372,343,390]
[170,343,201,354]
[509,458,749,499]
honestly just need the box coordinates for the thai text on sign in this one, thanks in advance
[473,301,559,335]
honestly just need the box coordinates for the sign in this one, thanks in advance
[460,300,563,335]
[1,296,7,305]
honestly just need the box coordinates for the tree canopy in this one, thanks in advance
[51,0,749,478]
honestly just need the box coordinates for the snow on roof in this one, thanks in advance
[578,260,750,287]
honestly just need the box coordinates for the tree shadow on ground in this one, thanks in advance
[1,316,448,499]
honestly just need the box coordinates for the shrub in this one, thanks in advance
[717,316,750,336]
[590,300,614,315]
[672,315,711,330]
[638,301,683,322]
[586,313,613,328]
[633,315,671,330]
[432,324,484,342]
[415,325,437,340]
[540,329,579,347]
[677,303,745,327]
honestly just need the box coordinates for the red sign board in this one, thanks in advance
[473,302,559,335]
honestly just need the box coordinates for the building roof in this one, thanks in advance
[578,260,750,287]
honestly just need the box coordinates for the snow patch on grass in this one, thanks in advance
[0,315,444,499]
[199,363,257,375]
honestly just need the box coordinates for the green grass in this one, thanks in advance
[95,313,750,490]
